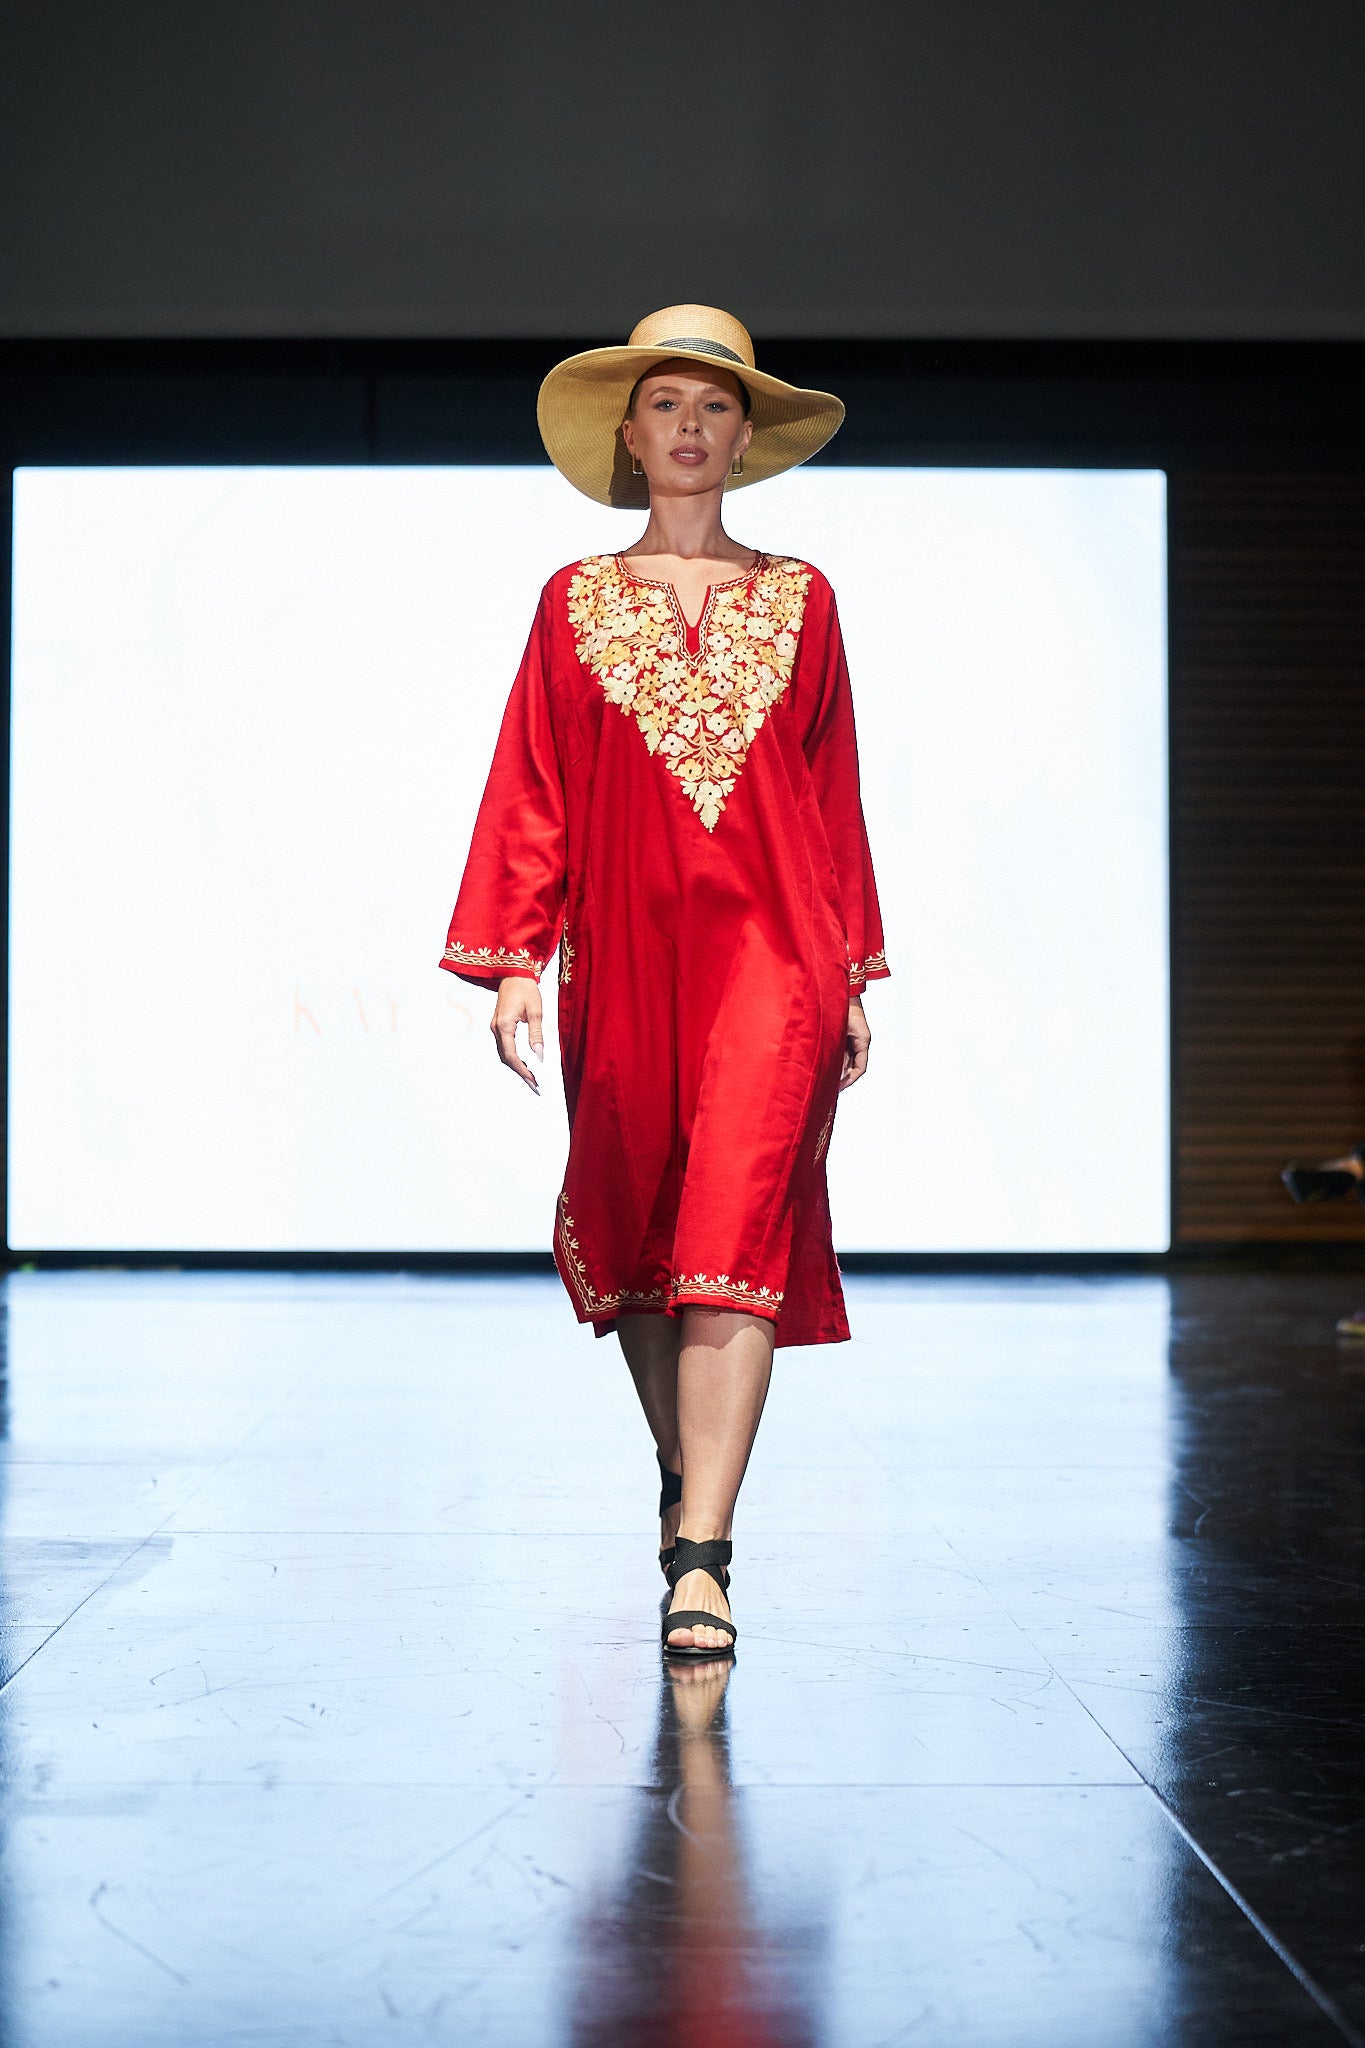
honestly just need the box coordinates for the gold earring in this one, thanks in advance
[731,453,745,476]
[631,454,644,477]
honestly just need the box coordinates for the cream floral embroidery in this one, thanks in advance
[567,552,813,831]
[849,948,888,985]
[558,913,576,985]
[444,939,544,976]
[671,1274,785,1312]
[555,1193,783,1319]
[813,1106,835,1166]
[555,1193,667,1315]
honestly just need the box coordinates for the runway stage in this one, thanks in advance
[0,1268,1360,2046]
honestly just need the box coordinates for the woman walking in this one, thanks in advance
[440,305,890,1661]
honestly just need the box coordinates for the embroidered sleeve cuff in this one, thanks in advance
[440,940,546,986]
[848,949,889,993]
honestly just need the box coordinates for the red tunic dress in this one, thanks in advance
[439,549,890,1348]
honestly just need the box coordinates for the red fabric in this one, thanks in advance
[439,551,889,1348]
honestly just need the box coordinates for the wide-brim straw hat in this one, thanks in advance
[537,303,845,510]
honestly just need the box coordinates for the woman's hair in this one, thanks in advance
[626,362,752,419]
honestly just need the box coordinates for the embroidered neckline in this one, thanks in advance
[612,549,765,595]
[613,551,768,659]
[567,552,812,831]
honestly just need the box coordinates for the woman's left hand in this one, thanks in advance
[839,996,870,1090]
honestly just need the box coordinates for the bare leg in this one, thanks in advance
[617,1312,684,1555]
[666,1307,775,1653]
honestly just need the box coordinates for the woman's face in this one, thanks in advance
[620,360,754,498]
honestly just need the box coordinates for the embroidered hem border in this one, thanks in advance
[555,1193,784,1321]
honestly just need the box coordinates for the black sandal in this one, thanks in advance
[662,1535,737,1661]
[1282,1142,1365,1206]
[657,1451,684,1579]
[1281,1166,1358,1203]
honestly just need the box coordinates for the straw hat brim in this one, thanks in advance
[537,344,845,509]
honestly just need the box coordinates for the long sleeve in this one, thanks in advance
[797,575,890,997]
[438,583,567,991]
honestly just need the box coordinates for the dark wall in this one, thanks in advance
[1,2,1363,340]
[1172,474,1365,1244]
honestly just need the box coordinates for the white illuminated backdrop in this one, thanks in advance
[9,465,1167,1253]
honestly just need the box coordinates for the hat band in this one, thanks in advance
[656,336,746,367]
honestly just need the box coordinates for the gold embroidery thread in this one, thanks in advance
[558,913,576,985]
[849,948,888,984]
[671,1274,785,1311]
[555,1194,784,1318]
[566,552,812,832]
[444,939,544,976]
[555,1193,667,1315]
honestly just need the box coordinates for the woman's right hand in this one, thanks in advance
[491,975,545,1094]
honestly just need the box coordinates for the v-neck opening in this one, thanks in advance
[613,551,766,643]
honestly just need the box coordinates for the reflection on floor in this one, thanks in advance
[0,1269,1362,2045]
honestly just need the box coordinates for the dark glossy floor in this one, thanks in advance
[0,1270,1363,2045]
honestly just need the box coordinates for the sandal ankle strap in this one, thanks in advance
[667,1535,732,1589]
[656,1451,683,1517]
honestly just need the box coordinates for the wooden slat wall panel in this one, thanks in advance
[1172,474,1365,1241]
